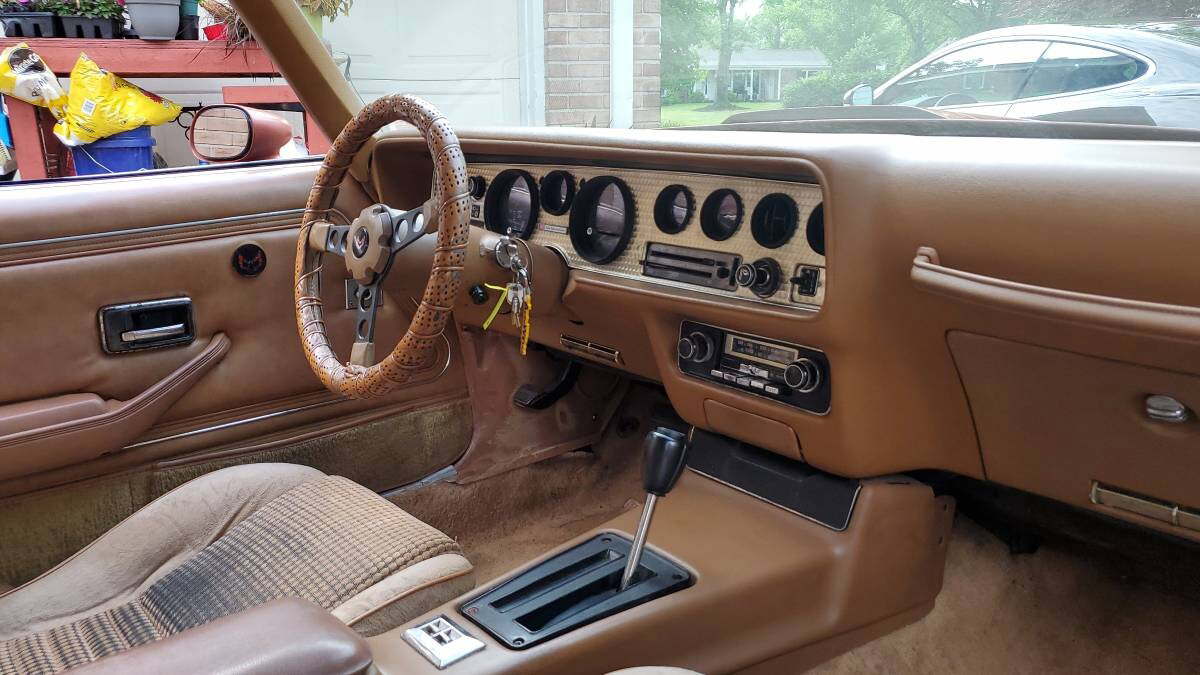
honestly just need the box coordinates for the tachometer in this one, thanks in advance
[568,176,635,264]
[483,169,539,238]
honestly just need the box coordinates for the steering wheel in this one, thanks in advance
[294,95,469,399]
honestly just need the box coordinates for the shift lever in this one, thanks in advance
[619,427,690,591]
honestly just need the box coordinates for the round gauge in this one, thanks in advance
[700,189,743,241]
[806,202,826,256]
[751,193,798,249]
[539,170,576,216]
[483,169,539,238]
[568,176,636,264]
[654,185,694,234]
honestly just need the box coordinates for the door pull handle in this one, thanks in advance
[121,323,187,343]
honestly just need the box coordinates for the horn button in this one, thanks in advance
[345,204,395,283]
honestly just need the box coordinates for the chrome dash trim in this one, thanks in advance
[0,208,306,251]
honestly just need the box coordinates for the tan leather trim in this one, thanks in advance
[0,334,231,482]
[0,393,108,438]
[332,553,474,635]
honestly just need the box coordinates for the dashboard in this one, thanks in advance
[376,128,1200,546]
[466,163,827,310]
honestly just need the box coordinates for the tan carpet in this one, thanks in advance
[387,389,652,582]
[812,514,1200,675]
[389,441,644,583]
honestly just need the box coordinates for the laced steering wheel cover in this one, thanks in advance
[294,95,470,399]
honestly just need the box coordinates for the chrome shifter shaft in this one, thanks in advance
[619,427,689,592]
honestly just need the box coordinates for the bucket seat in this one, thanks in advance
[0,463,473,674]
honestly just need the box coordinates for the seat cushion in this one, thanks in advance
[0,467,473,675]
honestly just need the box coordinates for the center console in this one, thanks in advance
[676,320,831,415]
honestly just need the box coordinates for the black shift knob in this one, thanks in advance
[642,427,689,497]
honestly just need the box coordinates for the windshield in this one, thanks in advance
[3,1,1198,185]
[325,1,1200,131]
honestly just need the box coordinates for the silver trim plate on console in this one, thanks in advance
[404,615,485,669]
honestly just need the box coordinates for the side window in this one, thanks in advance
[876,41,1050,107]
[1018,42,1149,99]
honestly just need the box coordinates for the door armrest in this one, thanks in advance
[0,333,230,481]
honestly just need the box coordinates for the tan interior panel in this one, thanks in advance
[702,399,803,460]
[949,331,1200,542]
[0,161,470,493]
[368,472,955,674]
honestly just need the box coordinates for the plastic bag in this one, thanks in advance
[54,53,181,146]
[0,43,68,117]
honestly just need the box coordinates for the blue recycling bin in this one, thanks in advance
[0,97,12,149]
[72,126,157,175]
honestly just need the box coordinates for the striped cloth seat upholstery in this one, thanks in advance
[0,475,462,675]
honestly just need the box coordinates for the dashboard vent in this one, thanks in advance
[642,242,739,290]
[560,335,622,365]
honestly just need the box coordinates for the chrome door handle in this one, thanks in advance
[100,297,195,353]
[121,323,186,343]
[1145,395,1190,424]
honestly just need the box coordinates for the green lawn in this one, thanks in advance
[660,101,784,127]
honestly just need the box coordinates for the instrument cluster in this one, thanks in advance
[467,162,827,309]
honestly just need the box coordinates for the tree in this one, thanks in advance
[662,0,716,103]
[711,0,742,109]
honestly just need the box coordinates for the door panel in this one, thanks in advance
[0,161,470,496]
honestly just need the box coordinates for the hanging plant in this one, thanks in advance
[297,0,351,21]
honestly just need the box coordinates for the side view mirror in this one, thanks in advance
[843,84,874,106]
[188,104,294,163]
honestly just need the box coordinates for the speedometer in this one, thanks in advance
[568,176,635,264]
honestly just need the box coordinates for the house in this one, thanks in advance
[695,47,829,102]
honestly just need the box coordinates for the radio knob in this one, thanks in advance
[784,358,821,392]
[677,336,698,361]
[689,331,714,362]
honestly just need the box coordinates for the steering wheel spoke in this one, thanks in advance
[307,220,352,256]
[388,202,432,254]
[349,281,382,367]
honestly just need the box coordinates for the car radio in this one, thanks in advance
[677,320,830,414]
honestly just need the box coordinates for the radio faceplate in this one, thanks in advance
[677,320,831,414]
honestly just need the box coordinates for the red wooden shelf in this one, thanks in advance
[0,38,280,77]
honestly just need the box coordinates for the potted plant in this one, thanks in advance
[125,0,177,40]
[0,0,63,38]
[296,0,351,38]
[56,0,125,39]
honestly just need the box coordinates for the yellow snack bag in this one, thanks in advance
[0,43,68,117]
[54,53,181,146]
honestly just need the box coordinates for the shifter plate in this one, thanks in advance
[460,533,693,650]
